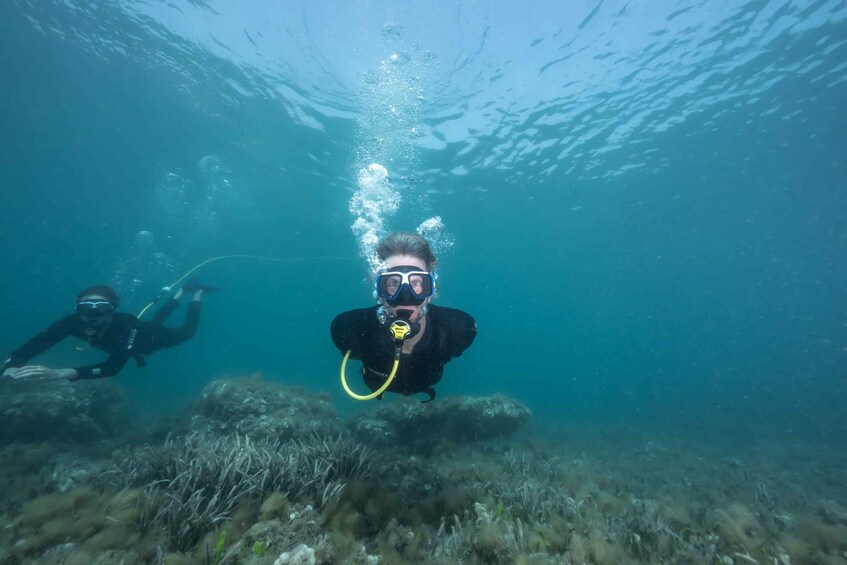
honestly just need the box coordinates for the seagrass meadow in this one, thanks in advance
[0,375,845,563]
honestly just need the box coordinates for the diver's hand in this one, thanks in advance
[5,365,74,381]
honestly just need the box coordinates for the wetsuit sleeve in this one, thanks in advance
[331,310,369,358]
[443,309,478,359]
[71,352,132,380]
[3,316,75,371]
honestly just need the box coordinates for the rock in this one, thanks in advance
[274,543,316,565]
[383,517,414,552]
[0,378,130,443]
[41,452,111,493]
[818,499,847,525]
[189,374,343,441]
[225,506,324,564]
[348,394,531,448]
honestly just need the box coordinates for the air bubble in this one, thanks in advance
[417,217,455,259]
[387,51,410,65]
[135,230,155,247]
[381,22,405,41]
[350,163,401,272]
[198,155,222,175]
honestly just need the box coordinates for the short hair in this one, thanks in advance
[77,284,120,306]
[376,231,437,271]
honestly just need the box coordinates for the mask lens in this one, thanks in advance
[77,301,114,317]
[406,273,432,299]
[378,273,404,300]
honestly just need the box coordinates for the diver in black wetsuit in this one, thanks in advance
[331,232,476,402]
[2,282,215,382]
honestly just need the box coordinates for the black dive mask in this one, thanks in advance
[77,300,115,317]
[389,285,424,307]
[77,301,114,333]
[376,265,434,307]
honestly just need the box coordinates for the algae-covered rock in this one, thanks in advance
[0,378,129,443]
[224,506,326,564]
[274,543,316,565]
[818,499,847,525]
[189,374,343,441]
[41,451,112,493]
[348,394,531,448]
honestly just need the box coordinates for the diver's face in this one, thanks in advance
[77,293,114,333]
[383,254,431,323]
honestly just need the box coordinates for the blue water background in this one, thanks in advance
[1,0,845,442]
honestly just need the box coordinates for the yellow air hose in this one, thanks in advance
[340,319,411,401]
[340,349,400,400]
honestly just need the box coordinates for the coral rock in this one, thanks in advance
[819,499,847,525]
[189,374,343,441]
[274,543,316,565]
[348,394,531,448]
[0,379,129,443]
[235,507,323,560]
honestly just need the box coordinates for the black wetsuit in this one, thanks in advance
[2,299,200,380]
[331,304,477,401]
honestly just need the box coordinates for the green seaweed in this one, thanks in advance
[252,540,267,557]
[213,531,226,564]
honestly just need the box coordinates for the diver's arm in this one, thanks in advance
[330,311,366,358]
[442,309,478,359]
[2,316,75,374]
[4,366,77,381]
[71,352,131,380]
[9,353,130,381]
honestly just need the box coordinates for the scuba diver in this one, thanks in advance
[2,281,216,382]
[331,231,477,402]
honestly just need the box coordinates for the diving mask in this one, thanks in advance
[376,265,434,306]
[76,300,115,318]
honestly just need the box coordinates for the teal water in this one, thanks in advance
[1,0,845,441]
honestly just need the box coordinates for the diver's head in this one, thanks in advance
[375,232,437,323]
[75,284,119,334]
